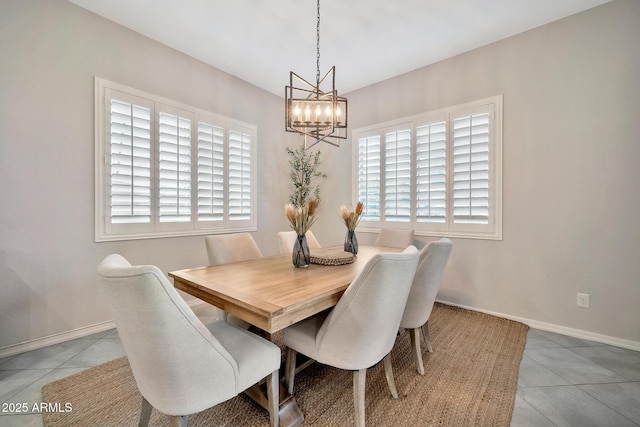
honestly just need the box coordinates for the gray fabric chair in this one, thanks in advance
[284,246,420,427]
[399,238,452,375]
[277,230,322,254]
[373,228,415,248]
[97,254,280,427]
[205,233,263,328]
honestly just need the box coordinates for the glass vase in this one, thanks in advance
[344,229,358,255]
[292,234,311,267]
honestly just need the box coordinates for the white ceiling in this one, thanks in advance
[68,0,611,97]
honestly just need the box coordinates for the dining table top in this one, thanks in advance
[169,244,402,334]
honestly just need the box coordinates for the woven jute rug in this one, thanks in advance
[42,303,528,426]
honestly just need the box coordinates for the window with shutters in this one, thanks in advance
[352,96,502,240]
[95,78,257,241]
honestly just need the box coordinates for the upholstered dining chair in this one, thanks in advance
[277,230,322,254]
[97,254,280,427]
[399,238,452,375]
[205,233,263,328]
[284,246,420,427]
[373,228,415,248]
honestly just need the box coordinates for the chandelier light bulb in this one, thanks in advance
[304,105,311,123]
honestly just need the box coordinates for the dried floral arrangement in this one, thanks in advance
[340,201,363,231]
[285,199,318,235]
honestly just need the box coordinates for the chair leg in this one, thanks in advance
[285,347,297,394]
[422,321,434,353]
[409,327,425,375]
[266,369,280,427]
[383,353,399,398]
[139,397,153,427]
[353,369,366,427]
[169,415,187,427]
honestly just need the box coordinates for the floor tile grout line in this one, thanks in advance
[525,347,634,386]
[518,382,640,427]
[564,347,640,382]
[1,367,54,406]
[0,336,109,407]
[524,396,559,427]
[576,383,640,426]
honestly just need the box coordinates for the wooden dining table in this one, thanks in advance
[168,244,401,427]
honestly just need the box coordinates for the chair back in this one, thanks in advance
[278,230,321,254]
[97,254,239,415]
[315,246,420,370]
[400,238,452,329]
[374,228,415,248]
[205,233,263,265]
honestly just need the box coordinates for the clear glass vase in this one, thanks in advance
[292,234,311,267]
[344,229,358,255]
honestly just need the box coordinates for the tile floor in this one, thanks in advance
[1,305,639,426]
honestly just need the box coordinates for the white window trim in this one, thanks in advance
[94,77,257,242]
[352,95,502,240]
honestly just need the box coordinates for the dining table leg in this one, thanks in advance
[245,327,304,427]
[244,381,304,427]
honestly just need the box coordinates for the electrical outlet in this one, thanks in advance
[577,293,590,308]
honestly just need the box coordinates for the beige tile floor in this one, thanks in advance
[1,305,639,426]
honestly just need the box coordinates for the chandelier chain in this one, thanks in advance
[316,0,320,86]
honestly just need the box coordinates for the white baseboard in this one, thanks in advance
[439,300,640,352]
[0,320,117,359]
[0,301,206,359]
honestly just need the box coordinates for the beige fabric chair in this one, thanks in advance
[284,246,420,427]
[205,233,263,328]
[97,254,280,427]
[205,233,263,264]
[399,238,452,375]
[374,228,415,248]
[277,230,322,254]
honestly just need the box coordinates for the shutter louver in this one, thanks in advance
[416,121,447,223]
[158,111,191,223]
[384,129,411,222]
[109,99,152,224]
[197,122,225,222]
[357,135,381,221]
[453,112,490,224]
[228,129,252,221]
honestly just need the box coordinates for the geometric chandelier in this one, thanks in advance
[285,0,348,150]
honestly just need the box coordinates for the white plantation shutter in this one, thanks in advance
[357,134,381,221]
[158,109,192,223]
[453,111,490,224]
[197,122,225,222]
[416,121,447,223]
[96,78,257,241]
[384,128,412,222]
[228,129,252,221]
[352,95,501,240]
[109,96,152,225]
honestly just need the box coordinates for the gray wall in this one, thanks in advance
[315,0,640,347]
[1,0,638,353]
[0,0,295,351]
